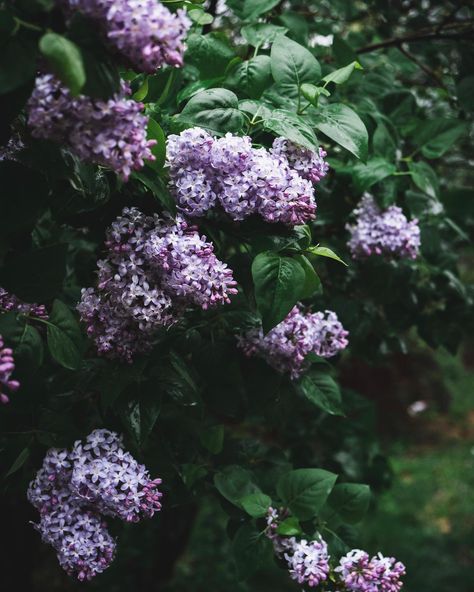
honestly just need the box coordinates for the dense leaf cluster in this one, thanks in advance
[0,0,472,590]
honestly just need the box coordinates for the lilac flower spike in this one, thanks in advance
[63,1,191,73]
[28,74,156,181]
[78,208,237,361]
[336,549,406,592]
[27,429,163,580]
[167,128,327,225]
[0,335,20,404]
[0,287,48,319]
[347,195,421,259]
[238,305,349,380]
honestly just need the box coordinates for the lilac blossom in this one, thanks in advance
[336,549,406,592]
[347,195,420,260]
[0,133,24,162]
[78,207,237,361]
[28,74,156,181]
[27,429,163,580]
[271,137,329,183]
[0,287,49,319]
[265,508,329,588]
[62,0,191,73]
[238,305,349,380]
[285,537,330,587]
[166,128,320,225]
[0,335,20,404]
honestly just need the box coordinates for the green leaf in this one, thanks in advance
[39,33,86,95]
[263,109,318,151]
[179,88,245,133]
[351,158,396,193]
[214,465,260,507]
[311,103,368,161]
[147,118,166,170]
[241,23,288,48]
[133,76,148,101]
[328,483,371,524]
[295,369,345,416]
[408,161,439,198]
[294,255,321,298]
[300,83,331,105]
[238,99,273,121]
[200,425,224,454]
[188,8,213,25]
[276,516,302,536]
[242,0,280,19]
[373,122,397,161]
[226,55,272,99]
[270,35,321,97]
[322,61,362,85]
[277,468,338,520]
[46,300,83,371]
[412,119,467,159]
[240,492,272,518]
[5,447,30,478]
[132,169,176,214]
[252,252,306,332]
[309,246,348,266]
[177,77,224,105]
[16,324,44,372]
[232,522,272,580]
[159,351,201,406]
[0,38,36,95]
[186,33,235,79]
[139,385,161,443]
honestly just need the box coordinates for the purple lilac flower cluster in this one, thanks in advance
[347,195,421,260]
[266,508,405,591]
[238,305,349,380]
[62,0,190,73]
[266,508,330,588]
[167,128,329,225]
[271,138,329,183]
[336,549,406,592]
[78,207,237,361]
[0,287,49,320]
[0,335,20,404]
[27,74,155,181]
[0,133,24,162]
[27,429,163,580]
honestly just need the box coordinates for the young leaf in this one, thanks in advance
[252,252,306,332]
[39,33,86,95]
[322,61,362,86]
[309,246,348,266]
[276,516,303,536]
[277,468,338,520]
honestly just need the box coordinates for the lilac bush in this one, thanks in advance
[27,429,162,580]
[27,75,156,180]
[167,129,327,225]
[238,305,349,379]
[347,195,421,259]
[62,0,191,72]
[78,207,237,361]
